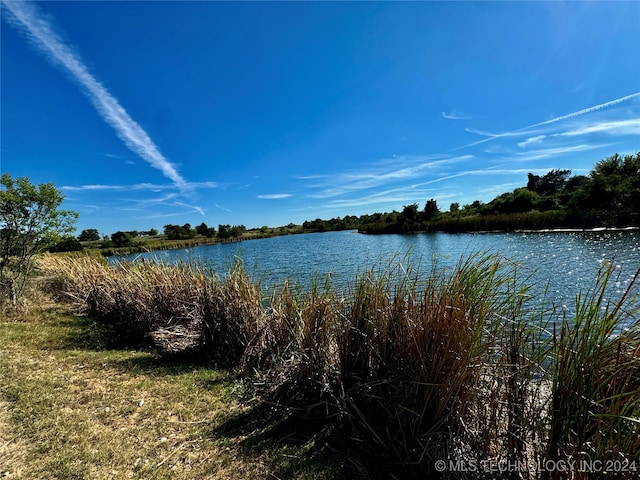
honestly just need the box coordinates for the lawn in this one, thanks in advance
[0,291,343,480]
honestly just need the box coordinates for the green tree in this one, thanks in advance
[0,174,78,304]
[163,223,195,240]
[585,152,640,225]
[111,231,133,247]
[229,225,246,238]
[49,236,84,253]
[218,224,231,239]
[78,228,100,242]
[196,222,209,236]
[402,203,419,221]
[423,198,440,221]
[512,188,541,213]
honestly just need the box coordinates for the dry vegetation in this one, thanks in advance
[2,252,639,479]
[0,284,343,479]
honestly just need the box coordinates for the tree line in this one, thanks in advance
[90,223,248,248]
[302,152,640,234]
[2,152,638,305]
[70,151,639,249]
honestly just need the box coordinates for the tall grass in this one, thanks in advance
[543,264,640,479]
[38,252,640,477]
[38,254,208,345]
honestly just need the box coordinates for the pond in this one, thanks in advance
[116,229,640,318]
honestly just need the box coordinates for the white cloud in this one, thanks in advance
[307,155,473,199]
[2,0,187,189]
[61,181,218,192]
[257,194,293,199]
[518,135,546,148]
[173,202,205,216]
[559,119,640,137]
[215,203,232,212]
[530,93,640,129]
[457,92,640,150]
[514,144,607,161]
[442,108,474,120]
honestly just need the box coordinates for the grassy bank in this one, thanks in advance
[0,286,344,479]
[18,253,640,478]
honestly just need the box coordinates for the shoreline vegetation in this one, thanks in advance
[60,152,639,257]
[1,153,639,477]
[19,252,638,478]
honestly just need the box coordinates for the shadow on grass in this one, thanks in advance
[210,400,367,480]
[38,306,361,478]
[46,307,221,376]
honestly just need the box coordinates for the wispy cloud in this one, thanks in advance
[466,127,537,139]
[307,155,473,199]
[513,144,607,161]
[61,181,218,192]
[457,92,640,150]
[2,0,187,189]
[420,167,565,186]
[518,135,547,148]
[320,196,423,211]
[442,108,474,120]
[530,93,640,129]
[257,194,293,200]
[173,202,205,216]
[215,203,232,212]
[559,119,640,137]
[294,174,327,181]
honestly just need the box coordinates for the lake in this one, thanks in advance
[117,229,640,316]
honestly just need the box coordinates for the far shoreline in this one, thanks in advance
[358,225,640,235]
[102,225,640,257]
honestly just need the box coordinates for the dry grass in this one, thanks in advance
[32,252,640,478]
[0,400,29,478]
[0,288,343,479]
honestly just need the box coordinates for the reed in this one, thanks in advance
[38,251,640,477]
[37,254,208,345]
[543,263,640,478]
[199,259,263,367]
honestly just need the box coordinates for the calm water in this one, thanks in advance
[118,230,640,315]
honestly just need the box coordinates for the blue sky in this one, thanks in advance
[2,1,639,236]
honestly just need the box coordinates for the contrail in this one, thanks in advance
[456,91,640,151]
[1,0,187,190]
[531,92,640,128]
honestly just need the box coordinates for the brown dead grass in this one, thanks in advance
[0,292,342,479]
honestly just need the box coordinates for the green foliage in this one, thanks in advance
[77,228,100,242]
[0,173,77,304]
[423,197,439,220]
[345,152,640,234]
[229,225,246,238]
[164,223,196,240]
[110,231,134,247]
[217,224,245,239]
[527,169,572,195]
[195,222,216,237]
[218,224,231,239]
[49,236,84,253]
